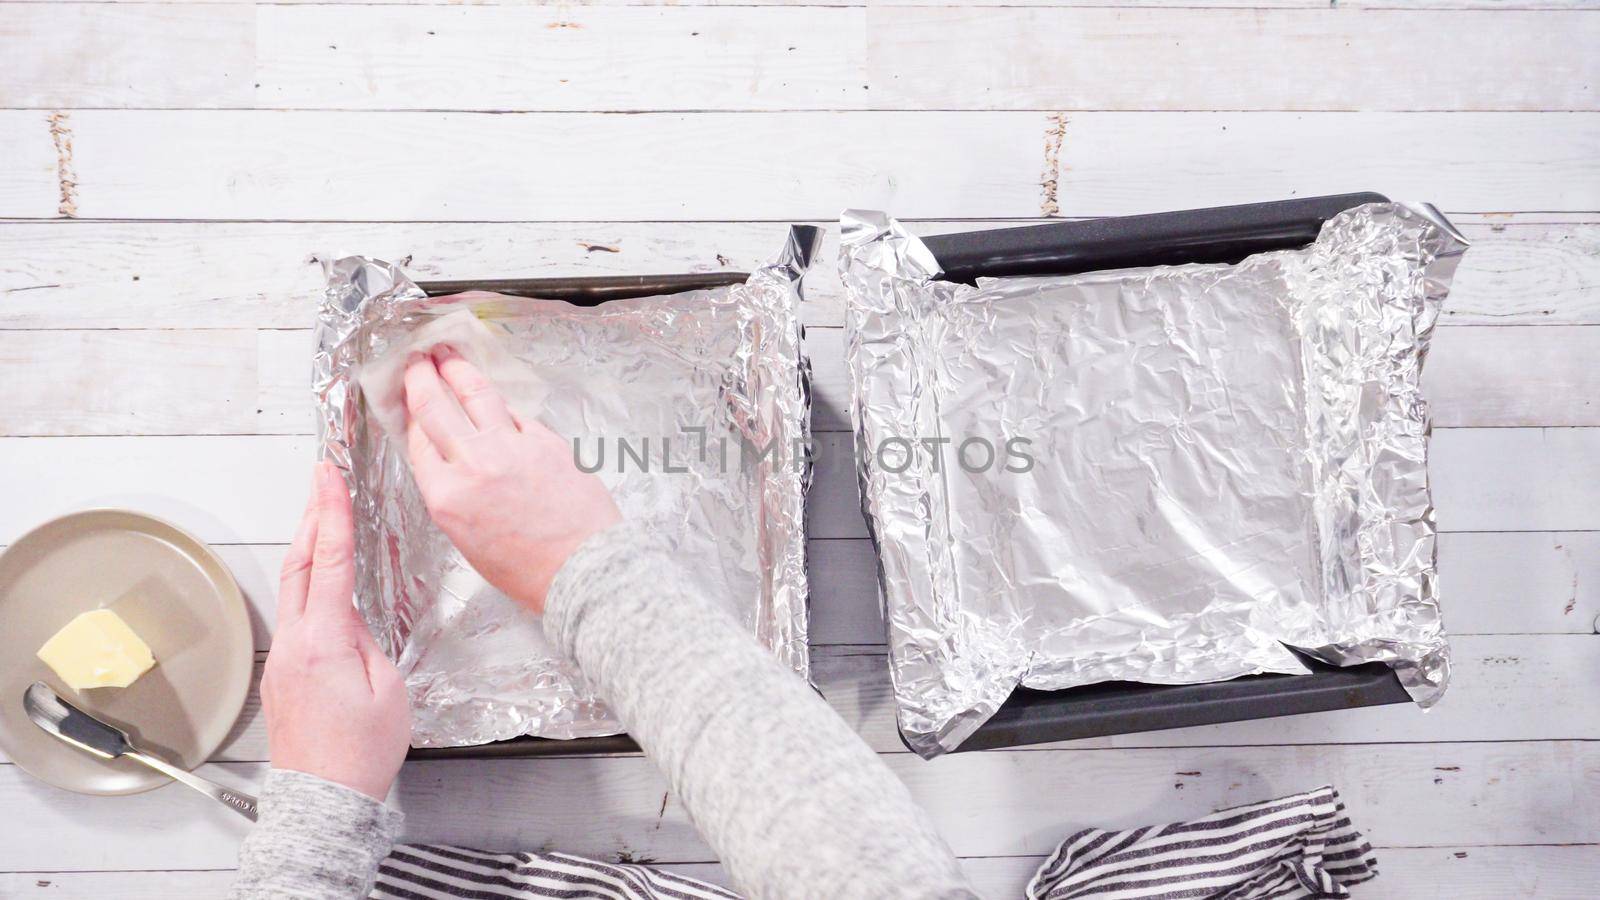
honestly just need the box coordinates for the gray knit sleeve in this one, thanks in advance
[545,521,978,900]
[230,768,404,899]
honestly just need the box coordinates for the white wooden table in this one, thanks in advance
[2,2,1598,896]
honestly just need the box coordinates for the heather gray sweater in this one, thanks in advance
[231,522,976,899]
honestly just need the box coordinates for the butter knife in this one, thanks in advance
[24,681,258,821]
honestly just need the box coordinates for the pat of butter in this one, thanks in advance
[37,609,156,691]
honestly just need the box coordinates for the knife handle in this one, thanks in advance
[129,750,259,822]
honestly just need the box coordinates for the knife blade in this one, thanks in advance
[23,681,131,759]
[23,681,258,821]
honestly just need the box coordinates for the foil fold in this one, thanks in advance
[840,204,1464,758]
[315,228,818,747]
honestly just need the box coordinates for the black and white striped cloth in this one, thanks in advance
[370,785,1376,899]
[372,845,738,900]
[1026,786,1377,900]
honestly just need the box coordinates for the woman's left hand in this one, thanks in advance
[261,461,412,801]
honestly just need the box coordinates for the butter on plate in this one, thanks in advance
[37,609,156,691]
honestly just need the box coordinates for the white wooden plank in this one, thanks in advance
[4,220,1596,330]
[1438,531,1600,634]
[0,321,1587,435]
[18,0,1600,109]
[1053,113,1600,217]
[0,330,261,436]
[0,111,60,217]
[253,6,866,112]
[7,845,1599,897]
[1,740,1594,869]
[6,0,1596,13]
[255,329,315,435]
[180,633,1600,763]
[28,526,1576,664]
[1442,222,1600,325]
[1430,427,1600,533]
[4,872,233,898]
[8,6,1577,112]
[1,112,1594,221]
[1422,326,1600,427]
[0,427,1593,545]
[865,8,1600,112]
[0,220,777,328]
[0,5,253,109]
[0,435,317,545]
[28,110,1044,221]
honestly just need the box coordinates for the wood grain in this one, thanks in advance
[9,0,1597,7]
[1053,113,1600,216]
[863,8,1600,112]
[37,526,1580,659]
[0,111,57,218]
[0,524,1578,670]
[8,6,1594,111]
[0,0,1593,889]
[6,846,1600,899]
[179,633,1600,764]
[0,5,254,109]
[0,322,1592,435]
[0,427,1595,546]
[1,740,1595,870]
[0,111,1594,220]
[5,219,1599,330]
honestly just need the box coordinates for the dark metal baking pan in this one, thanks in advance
[923,192,1388,284]
[404,269,751,761]
[959,658,1410,753]
[918,193,1415,754]
[418,272,750,306]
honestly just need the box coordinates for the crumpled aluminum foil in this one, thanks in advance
[840,204,1465,758]
[315,228,818,747]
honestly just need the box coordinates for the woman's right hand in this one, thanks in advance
[402,345,620,615]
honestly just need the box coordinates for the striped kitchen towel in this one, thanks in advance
[371,844,739,899]
[1026,785,1378,900]
[370,785,1375,899]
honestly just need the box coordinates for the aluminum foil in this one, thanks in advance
[840,204,1465,758]
[315,228,818,747]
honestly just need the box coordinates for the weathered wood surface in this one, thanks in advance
[1,426,1597,546]
[3,740,1597,872]
[6,219,1599,329]
[0,322,1594,435]
[2,110,1597,220]
[6,847,1600,900]
[5,6,1596,111]
[1,0,1595,894]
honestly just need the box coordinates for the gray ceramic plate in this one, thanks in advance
[0,510,253,795]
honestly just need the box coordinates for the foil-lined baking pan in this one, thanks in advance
[841,200,1465,758]
[315,227,819,750]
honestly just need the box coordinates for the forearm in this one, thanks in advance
[230,768,404,899]
[546,522,976,900]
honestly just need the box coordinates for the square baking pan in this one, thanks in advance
[402,270,753,760]
[916,192,1415,753]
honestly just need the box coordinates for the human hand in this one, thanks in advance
[403,345,621,615]
[262,461,411,801]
